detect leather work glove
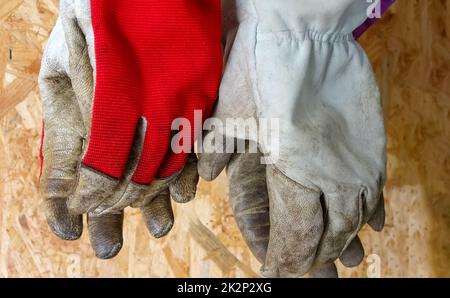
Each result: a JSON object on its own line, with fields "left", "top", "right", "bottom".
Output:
{"left": 198, "top": 0, "right": 387, "bottom": 277}
{"left": 39, "top": 0, "right": 221, "bottom": 258}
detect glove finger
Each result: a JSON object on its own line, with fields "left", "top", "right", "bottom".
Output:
{"left": 88, "top": 118, "right": 149, "bottom": 214}
{"left": 68, "top": 116, "right": 152, "bottom": 215}
{"left": 169, "top": 154, "right": 199, "bottom": 203}
{"left": 43, "top": 197, "right": 83, "bottom": 240}
{"left": 309, "top": 263, "right": 338, "bottom": 278}
{"left": 72, "top": 120, "right": 168, "bottom": 215}
{"left": 262, "top": 165, "right": 323, "bottom": 278}
{"left": 90, "top": 119, "right": 183, "bottom": 215}
{"left": 227, "top": 151, "right": 270, "bottom": 264}
{"left": 131, "top": 119, "right": 180, "bottom": 185}
{"left": 71, "top": 125, "right": 157, "bottom": 216}
{"left": 67, "top": 165, "right": 120, "bottom": 214}
{"left": 197, "top": 131, "right": 234, "bottom": 181}
{"left": 87, "top": 211, "right": 124, "bottom": 259}
{"left": 198, "top": 152, "right": 233, "bottom": 181}
{"left": 40, "top": 134, "right": 83, "bottom": 240}
{"left": 314, "top": 189, "right": 365, "bottom": 267}
{"left": 39, "top": 19, "right": 85, "bottom": 240}
{"left": 308, "top": 236, "right": 364, "bottom": 277}
{"left": 339, "top": 235, "right": 365, "bottom": 268}
{"left": 140, "top": 190, "right": 174, "bottom": 238}
{"left": 98, "top": 175, "right": 177, "bottom": 216}
{"left": 309, "top": 236, "right": 365, "bottom": 277}
{"left": 368, "top": 192, "right": 385, "bottom": 232}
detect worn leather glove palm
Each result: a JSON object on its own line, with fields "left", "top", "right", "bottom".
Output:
{"left": 199, "top": 143, "right": 372, "bottom": 278}
{"left": 39, "top": 0, "right": 220, "bottom": 258}
{"left": 198, "top": 0, "right": 387, "bottom": 277}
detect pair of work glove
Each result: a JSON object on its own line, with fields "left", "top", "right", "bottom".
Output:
{"left": 39, "top": 0, "right": 392, "bottom": 277}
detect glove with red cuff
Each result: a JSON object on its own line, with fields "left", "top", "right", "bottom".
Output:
{"left": 39, "top": 0, "right": 222, "bottom": 258}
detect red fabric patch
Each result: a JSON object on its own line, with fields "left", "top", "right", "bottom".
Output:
{"left": 39, "top": 121, "right": 44, "bottom": 178}
{"left": 84, "top": 0, "right": 222, "bottom": 185}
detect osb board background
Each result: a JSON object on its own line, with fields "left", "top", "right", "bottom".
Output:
{"left": 0, "top": 0, "right": 449, "bottom": 278}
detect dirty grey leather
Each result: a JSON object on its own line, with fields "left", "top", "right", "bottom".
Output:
{"left": 39, "top": 0, "right": 198, "bottom": 259}
{"left": 197, "top": 0, "right": 386, "bottom": 277}
{"left": 199, "top": 142, "right": 370, "bottom": 278}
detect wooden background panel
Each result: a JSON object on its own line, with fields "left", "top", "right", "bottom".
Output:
{"left": 0, "top": 0, "right": 449, "bottom": 277}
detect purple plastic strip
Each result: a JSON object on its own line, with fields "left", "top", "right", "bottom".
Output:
{"left": 353, "top": 0, "right": 396, "bottom": 39}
